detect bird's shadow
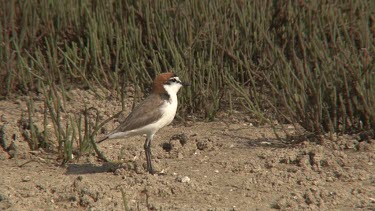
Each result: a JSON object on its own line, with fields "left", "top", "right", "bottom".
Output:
{"left": 65, "top": 162, "right": 121, "bottom": 175}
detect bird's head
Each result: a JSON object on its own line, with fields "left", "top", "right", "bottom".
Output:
{"left": 152, "top": 72, "right": 189, "bottom": 95}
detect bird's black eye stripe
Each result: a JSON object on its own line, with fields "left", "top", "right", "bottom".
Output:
{"left": 165, "top": 77, "right": 181, "bottom": 85}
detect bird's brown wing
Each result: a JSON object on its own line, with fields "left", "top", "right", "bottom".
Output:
{"left": 108, "top": 94, "right": 165, "bottom": 135}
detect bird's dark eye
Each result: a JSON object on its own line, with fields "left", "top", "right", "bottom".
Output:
{"left": 170, "top": 78, "right": 177, "bottom": 82}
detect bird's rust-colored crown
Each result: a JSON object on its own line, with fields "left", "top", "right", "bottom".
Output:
{"left": 152, "top": 72, "right": 176, "bottom": 94}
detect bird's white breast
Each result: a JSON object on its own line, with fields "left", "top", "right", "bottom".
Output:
{"left": 158, "top": 93, "right": 178, "bottom": 126}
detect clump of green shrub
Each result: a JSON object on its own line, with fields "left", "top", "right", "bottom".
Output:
{"left": 0, "top": 0, "right": 373, "bottom": 158}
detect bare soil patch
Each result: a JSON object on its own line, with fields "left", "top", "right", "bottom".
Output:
{"left": 1, "top": 89, "right": 375, "bottom": 210}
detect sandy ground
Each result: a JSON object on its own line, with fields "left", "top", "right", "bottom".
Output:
{"left": 1, "top": 88, "right": 375, "bottom": 211}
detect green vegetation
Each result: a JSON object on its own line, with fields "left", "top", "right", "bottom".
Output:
{"left": 1, "top": 0, "right": 374, "bottom": 160}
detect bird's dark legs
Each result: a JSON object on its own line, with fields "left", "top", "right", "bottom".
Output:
{"left": 144, "top": 137, "right": 154, "bottom": 174}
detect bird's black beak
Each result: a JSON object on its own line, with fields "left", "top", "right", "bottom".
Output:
{"left": 182, "top": 82, "right": 190, "bottom": 86}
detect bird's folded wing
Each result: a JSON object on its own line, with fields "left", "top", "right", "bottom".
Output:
{"left": 110, "top": 94, "right": 164, "bottom": 134}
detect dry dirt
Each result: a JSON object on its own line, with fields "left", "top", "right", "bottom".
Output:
{"left": 1, "top": 88, "right": 375, "bottom": 211}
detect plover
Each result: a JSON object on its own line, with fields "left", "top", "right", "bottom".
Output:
{"left": 98, "top": 72, "right": 188, "bottom": 174}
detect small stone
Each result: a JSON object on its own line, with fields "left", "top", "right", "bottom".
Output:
{"left": 22, "top": 176, "right": 31, "bottom": 182}
{"left": 178, "top": 176, "right": 190, "bottom": 183}
{"left": 326, "top": 177, "right": 334, "bottom": 182}
{"left": 177, "top": 152, "right": 184, "bottom": 159}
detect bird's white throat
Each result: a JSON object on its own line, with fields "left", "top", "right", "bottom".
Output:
{"left": 163, "top": 77, "right": 183, "bottom": 95}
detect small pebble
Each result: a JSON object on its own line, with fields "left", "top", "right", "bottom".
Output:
{"left": 326, "top": 177, "right": 334, "bottom": 182}
{"left": 179, "top": 176, "right": 190, "bottom": 183}
{"left": 22, "top": 176, "right": 31, "bottom": 182}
